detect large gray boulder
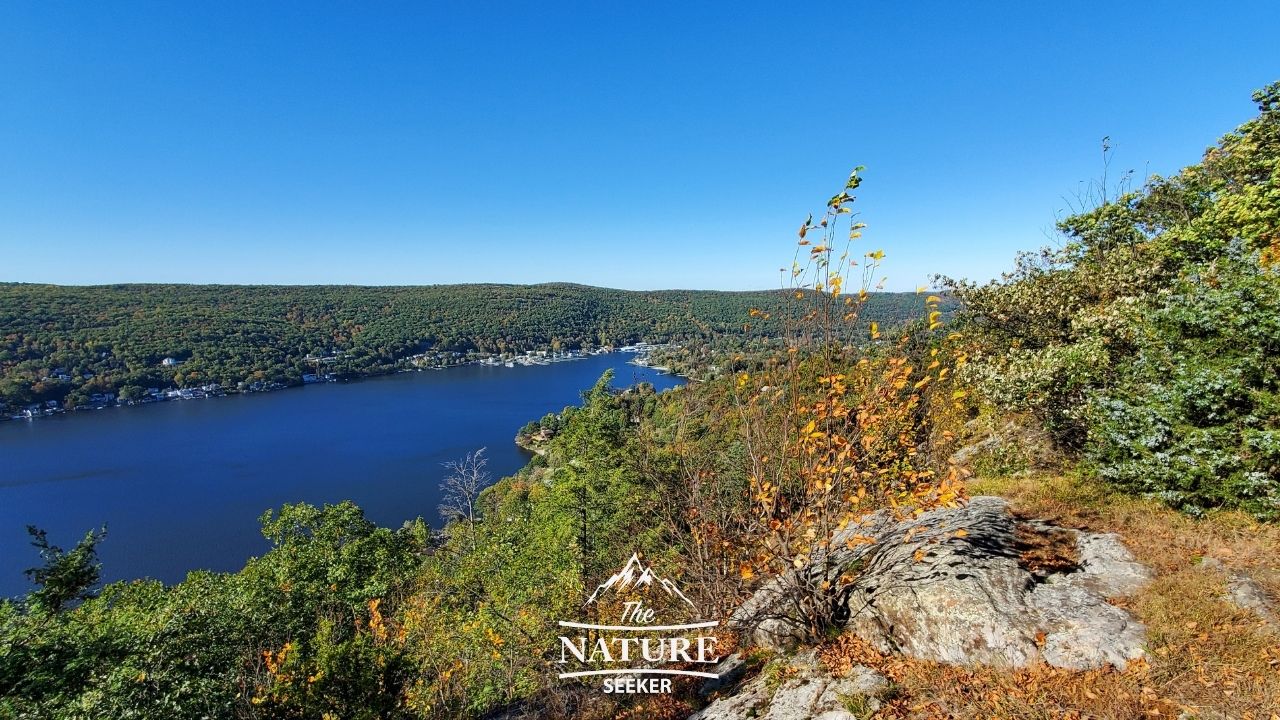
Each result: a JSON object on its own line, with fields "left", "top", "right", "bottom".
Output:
{"left": 732, "top": 496, "right": 1152, "bottom": 671}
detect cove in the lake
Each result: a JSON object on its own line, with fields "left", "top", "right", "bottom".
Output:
{"left": 0, "top": 354, "right": 683, "bottom": 598}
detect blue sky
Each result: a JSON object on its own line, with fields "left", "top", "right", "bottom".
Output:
{"left": 1, "top": 2, "right": 1277, "bottom": 291}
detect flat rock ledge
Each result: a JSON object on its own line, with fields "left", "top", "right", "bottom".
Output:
{"left": 1200, "top": 557, "right": 1277, "bottom": 624}
{"left": 732, "top": 496, "right": 1154, "bottom": 672}
{"left": 691, "top": 650, "right": 889, "bottom": 720}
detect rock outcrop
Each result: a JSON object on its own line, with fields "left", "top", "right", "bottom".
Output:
{"left": 691, "top": 650, "right": 888, "bottom": 720}
{"left": 732, "top": 496, "right": 1153, "bottom": 671}
{"left": 1201, "top": 557, "right": 1277, "bottom": 624}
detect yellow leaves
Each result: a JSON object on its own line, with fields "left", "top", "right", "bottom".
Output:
{"left": 951, "top": 390, "right": 968, "bottom": 400}
{"left": 740, "top": 563, "right": 754, "bottom": 580}
{"left": 953, "top": 529, "right": 968, "bottom": 538}
{"left": 368, "top": 597, "right": 389, "bottom": 643}
{"left": 867, "top": 249, "right": 886, "bottom": 261}
{"left": 870, "top": 321, "right": 880, "bottom": 340}
{"left": 486, "top": 627, "right": 505, "bottom": 648}
{"left": 800, "top": 419, "right": 825, "bottom": 441}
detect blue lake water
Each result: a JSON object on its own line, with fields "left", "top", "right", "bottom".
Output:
{"left": 0, "top": 354, "right": 683, "bottom": 598}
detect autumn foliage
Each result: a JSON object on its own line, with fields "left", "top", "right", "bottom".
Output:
{"left": 707, "top": 169, "right": 970, "bottom": 637}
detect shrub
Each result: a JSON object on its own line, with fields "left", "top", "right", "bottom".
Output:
{"left": 943, "top": 81, "right": 1280, "bottom": 517}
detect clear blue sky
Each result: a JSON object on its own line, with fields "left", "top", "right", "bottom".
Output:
{"left": 2, "top": 2, "right": 1277, "bottom": 291}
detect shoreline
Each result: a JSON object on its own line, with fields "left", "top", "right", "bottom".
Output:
{"left": 3, "top": 344, "right": 677, "bottom": 426}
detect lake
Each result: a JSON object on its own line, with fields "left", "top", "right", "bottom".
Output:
{"left": 0, "top": 354, "right": 683, "bottom": 598}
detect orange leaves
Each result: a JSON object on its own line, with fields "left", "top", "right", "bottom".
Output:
{"left": 367, "top": 598, "right": 388, "bottom": 642}
{"left": 845, "top": 534, "right": 877, "bottom": 550}
{"left": 263, "top": 642, "right": 293, "bottom": 676}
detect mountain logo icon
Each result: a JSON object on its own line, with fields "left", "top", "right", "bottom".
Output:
{"left": 585, "top": 552, "right": 698, "bottom": 612}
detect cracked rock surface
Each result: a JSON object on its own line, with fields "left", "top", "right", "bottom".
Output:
{"left": 691, "top": 650, "right": 888, "bottom": 720}
{"left": 732, "top": 496, "right": 1152, "bottom": 671}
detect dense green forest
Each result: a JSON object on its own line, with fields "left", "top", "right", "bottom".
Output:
{"left": 0, "top": 282, "right": 934, "bottom": 411}
{"left": 1, "top": 83, "right": 1277, "bottom": 719}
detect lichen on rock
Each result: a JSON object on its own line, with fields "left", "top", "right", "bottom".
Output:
{"left": 732, "top": 496, "right": 1152, "bottom": 671}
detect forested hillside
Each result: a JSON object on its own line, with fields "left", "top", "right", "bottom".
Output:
{"left": 0, "top": 282, "right": 933, "bottom": 411}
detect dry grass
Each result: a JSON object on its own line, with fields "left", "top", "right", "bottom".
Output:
{"left": 812, "top": 473, "right": 1280, "bottom": 719}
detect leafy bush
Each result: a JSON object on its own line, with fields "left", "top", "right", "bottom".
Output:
{"left": 945, "top": 81, "right": 1280, "bottom": 517}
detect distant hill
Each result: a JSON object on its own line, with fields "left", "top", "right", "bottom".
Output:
{"left": 0, "top": 282, "right": 939, "bottom": 409}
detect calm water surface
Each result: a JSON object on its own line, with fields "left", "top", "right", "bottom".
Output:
{"left": 0, "top": 354, "right": 682, "bottom": 597}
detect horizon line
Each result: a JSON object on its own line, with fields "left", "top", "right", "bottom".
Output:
{"left": 0, "top": 279, "right": 940, "bottom": 294}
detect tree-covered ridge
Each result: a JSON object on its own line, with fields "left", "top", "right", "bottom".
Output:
{"left": 0, "top": 281, "right": 933, "bottom": 411}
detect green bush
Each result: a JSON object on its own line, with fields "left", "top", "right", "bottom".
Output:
{"left": 946, "top": 81, "right": 1280, "bottom": 517}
